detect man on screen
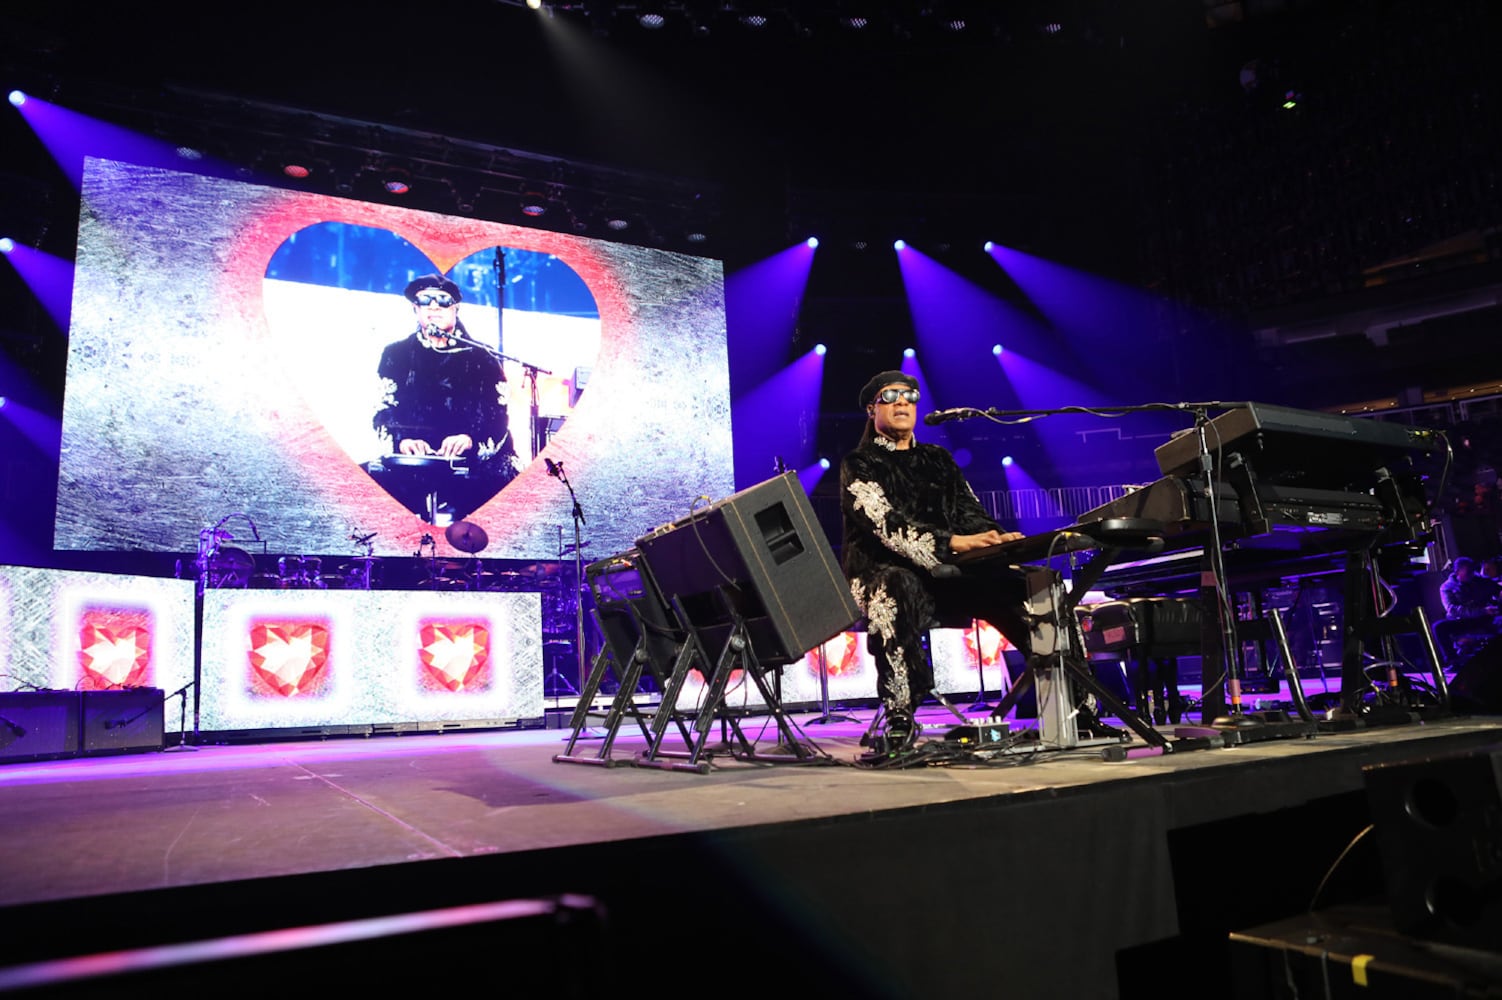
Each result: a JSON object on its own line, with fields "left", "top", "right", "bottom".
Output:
{"left": 370, "top": 274, "right": 520, "bottom": 522}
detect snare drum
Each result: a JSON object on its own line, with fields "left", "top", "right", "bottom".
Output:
{"left": 206, "top": 547, "right": 254, "bottom": 588}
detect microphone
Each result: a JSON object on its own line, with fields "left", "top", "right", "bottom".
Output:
{"left": 924, "top": 408, "right": 973, "bottom": 426}
{"left": 246, "top": 517, "right": 261, "bottom": 542}
{"left": 544, "top": 458, "right": 562, "bottom": 478}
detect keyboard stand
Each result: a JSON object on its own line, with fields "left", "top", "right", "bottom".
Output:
{"left": 982, "top": 541, "right": 1173, "bottom": 753}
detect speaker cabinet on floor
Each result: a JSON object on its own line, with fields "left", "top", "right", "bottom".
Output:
{"left": 1364, "top": 743, "right": 1502, "bottom": 949}
{"left": 81, "top": 689, "right": 164, "bottom": 755}
{"left": 636, "top": 472, "right": 859, "bottom": 667}
{"left": 0, "top": 691, "right": 80, "bottom": 763}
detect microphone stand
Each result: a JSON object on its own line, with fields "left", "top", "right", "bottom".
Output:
{"left": 444, "top": 329, "right": 552, "bottom": 464}
{"left": 548, "top": 461, "right": 594, "bottom": 729}
{"left": 922, "top": 400, "right": 1250, "bottom": 426}
{"left": 161, "top": 681, "right": 198, "bottom": 752}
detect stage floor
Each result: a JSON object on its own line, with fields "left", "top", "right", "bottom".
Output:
{"left": 3, "top": 702, "right": 1500, "bottom": 909}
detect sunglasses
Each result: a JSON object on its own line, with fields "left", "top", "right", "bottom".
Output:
{"left": 414, "top": 291, "right": 456, "bottom": 308}
{"left": 874, "top": 388, "right": 920, "bottom": 404}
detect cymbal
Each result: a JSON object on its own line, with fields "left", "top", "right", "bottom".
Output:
{"left": 446, "top": 520, "right": 489, "bottom": 553}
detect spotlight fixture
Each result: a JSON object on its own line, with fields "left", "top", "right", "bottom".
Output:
{"left": 903, "top": 348, "right": 915, "bottom": 358}
{"left": 814, "top": 343, "right": 827, "bottom": 356}
{"left": 1002, "top": 455, "right": 1014, "bottom": 467}
{"left": 685, "top": 230, "right": 708, "bottom": 243}
{"left": 739, "top": 13, "right": 768, "bottom": 28}
{"left": 638, "top": 11, "right": 666, "bottom": 28}
{"left": 839, "top": 16, "right": 869, "bottom": 29}
{"left": 819, "top": 458, "right": 830, "bottom": 470}
{"left": 7, "top": 90, "right": 24, "bottom": 107}
{"left": 806, "top": 236, "right": 819, "bottom": 249}
{"left": 526, "top": 0, "right": 542, "bottom": 8}
{"left": 0, "top": 237, "right": 14, "bottom": 254}
{"left": 992, "top": 344, "right": 1004, "bottom": 356}
{"left": 520, "top": 191, "right": 549, "bottom": 216}
{"left": 605, "top": 217, "right": 630, "bottom": 231}
{"left": 175, "top": 146, "right": 204, "bottom": 161}
{"left": 893, "top": 239, "right": 907, "bottom": 250}
{"left": 983, "top": 240, "right": 995, "bottom": 251}
{"left": 382, "top": 169, "right": 412, "bottom": 195}
{"left": 283, "top": 163, "right": 311, "bottom": 179}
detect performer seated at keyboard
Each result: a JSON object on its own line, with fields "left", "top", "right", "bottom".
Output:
{"left": 839, "top": 370, "right": 1122, "bottom": 754}
{"left": 1435, "top": 555, "right": 1502, "bottom": 663}
{"left": 370, "top": 274, "right": 521, "bottom": 521}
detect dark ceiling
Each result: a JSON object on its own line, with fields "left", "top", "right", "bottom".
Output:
{"left": 0, "top": 1, "right": 1301, "bottom": 270}
{"left": 2, "top": 0, "right": 1499, "bottom": 411}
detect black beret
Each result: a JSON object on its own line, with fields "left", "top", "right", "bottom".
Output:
{"left": 404, "top": 273, "right": 462, "bottom": 303}
{"left": 859, "top": 370, "right": 919, "bottom": 408}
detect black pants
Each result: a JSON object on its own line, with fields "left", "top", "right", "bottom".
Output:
{"left": 860, "top": 564, "right": 1030, "bottom": 715}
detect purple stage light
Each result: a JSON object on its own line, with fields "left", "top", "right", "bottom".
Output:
{"left": 1001, "top": 455, "right": 1013, "bottom": 467}
{"left": 0, "top": 238, "right": 13, "bottom": 255}
{"left": 7, "top": 90, "right": 24, "bottom": 107}
{"left": 806, "top": 237, "right": 819, "bottom": 249}
{"left": 734, "top": 349, "right": 825, "bottom": 488}
{"left": 726, "top": 240, "right": 819, "bottom": 389}
{"left": 903, "top": 347, "right": 915, "bottom": 358}
{"left": 16, "top": 95, "right": 223, "bottom": 189}
{"left": 814, "top": 343, "right": 826, "bottom": 355}
{"left": 0, "top": 397, "right": 7, "bottom": 409}
{"left": 983, "top": 241, "right": 995, "bottom": 252}
{"left": 1, "top": 242, "right": 74, "bottom": 333}
{"left": 894, "top": 239, "right": 907, "bottom": 251}
{"left": 819, "top": 457, "right": 830, "bottom": 470}
{"left": 992, "top": 344, "right": 1003, "bottom": 356}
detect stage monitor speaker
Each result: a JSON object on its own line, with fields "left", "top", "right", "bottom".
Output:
{"left": 81, "top": 689, "right": 164, "bottom": 755}
{"left": 1364, "top": 743, "right": 1502, "bottom": 949}
{"left": 586, "top": 550, "right": 682, "bottom": 683}
{"left": 1448, "top": 638, "right": 1502, "bottom": 714}
{"left": 635, "top": 472, "right": 859, "bottom": 667}
{"left": 0, "top": 691, "right": 80, "bottom": 763}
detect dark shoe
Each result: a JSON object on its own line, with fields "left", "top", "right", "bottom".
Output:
{"left": 1077, "top": 703, "right": 1128, "bottom": 740}
{"left": 886, "top": 710, "right": 919, "bottom": 752}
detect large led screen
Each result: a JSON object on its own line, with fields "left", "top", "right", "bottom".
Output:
{"left": 0, "top": 565, "right": 196, "bottom": 717}
{"left": 199, "top": 589, "right": 542, "bottom": 733}
{"left": 58, "top": 158, "right": 734, "bottom": 559}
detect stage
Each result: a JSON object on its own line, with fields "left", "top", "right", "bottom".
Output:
{"left": 2, "top": 705, "right": 1500, "bottom": 997}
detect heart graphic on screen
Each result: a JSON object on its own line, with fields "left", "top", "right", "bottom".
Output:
{"left": 417, "top": 620, "right": 492, "bottom": 693}
{"left": 248, "top": 620, "right": 331, "bottom": 698}
{"left": 77, "top": 617, "right": 153, "bottom": 690}
{"left": 262, "top": 223, "right": 601, "bottom": 527}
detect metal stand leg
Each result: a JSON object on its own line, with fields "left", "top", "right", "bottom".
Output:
{"left": 968, "top": 619, "right": 992, "bottom": 712}
{"left": 808, "top": 640, "right": 858, "bottom": 725}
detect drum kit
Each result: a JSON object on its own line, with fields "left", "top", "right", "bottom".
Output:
{"left": 191, "top": 515, "right": 572, "bottom": 607}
